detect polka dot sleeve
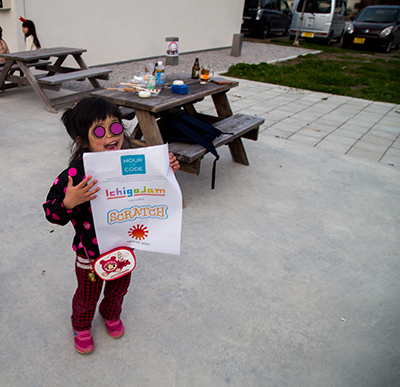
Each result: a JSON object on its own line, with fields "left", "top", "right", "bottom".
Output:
{"left": 43, "top": 160, "right": 85, "bottom": 226}
{"left": 43, "top": 158, "right": 100, "bottom": 258}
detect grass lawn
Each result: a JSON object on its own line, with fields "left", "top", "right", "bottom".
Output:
{"left": 223, "top": 39, "right": 400, "bottom": 104}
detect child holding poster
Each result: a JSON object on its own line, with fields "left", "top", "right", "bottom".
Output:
{"left": 43, "top": 97, "right": 179, "bottom": 354}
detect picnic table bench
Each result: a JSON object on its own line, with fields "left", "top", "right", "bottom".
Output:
{"left": 37, "top": 68, "right": 112, "bottom": 90}
{"left": 10, "top": 60, "right": 52, "bottom": 72}
{"left": 0, "top": 47, "right": 111, "bottom": 113}
{"left": 167, "top": 113, "right": 262, "bottom": 175}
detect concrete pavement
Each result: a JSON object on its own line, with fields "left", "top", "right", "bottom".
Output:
{"left": 199, "top": 78, "right": 400, "bottom": 166}
{"left": 1, "top": 66, "right": 400, "bottom": 386}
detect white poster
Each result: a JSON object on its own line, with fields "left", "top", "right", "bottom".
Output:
{"left": 83, "top": 144, "right": 182, "bottom": 255}
{"left": 166, "top": 40, "right": 179, "bottom": 56}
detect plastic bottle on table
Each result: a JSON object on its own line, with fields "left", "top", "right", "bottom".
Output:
{"left": 147, "top": 75, "right": 156, "bottom": 91}
{"left": 155, "top": 61, "right": 165, "bottom": 91}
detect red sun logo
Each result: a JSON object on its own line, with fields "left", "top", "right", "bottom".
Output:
{"left": 128, "top": 225, "right": 149, "bottom": 240}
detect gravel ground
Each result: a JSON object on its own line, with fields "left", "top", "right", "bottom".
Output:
{"left": 61, "top": 41, "right": 318, "bottom": 92}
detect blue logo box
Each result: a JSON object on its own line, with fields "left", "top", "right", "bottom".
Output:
{"left": 121, "top": 155, "right": 146, "bottom": 175}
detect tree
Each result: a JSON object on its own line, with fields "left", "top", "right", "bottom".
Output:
{"left": 293, "top": 0, "right": 308, "bottom": 46}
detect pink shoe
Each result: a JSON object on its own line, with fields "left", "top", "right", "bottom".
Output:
{"left": 104, "top": 319, "right": 124, "bottom": 339}
{"left": 73, "top": 329, "right": 94, "bottom": 354}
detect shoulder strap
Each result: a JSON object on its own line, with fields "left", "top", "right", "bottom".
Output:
{"left": 166, "top": 112, "right": 220, "bottom": 189}
{"left": 172, "top": 120, "right": 220, "bottom": 159}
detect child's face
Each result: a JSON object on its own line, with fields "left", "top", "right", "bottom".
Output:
{"left": 105, "top": 263, "right": 117, "bottom": 272}
{"left": 87, "top": 116, "right": 124, "bottom": 153}
{"left": 22, "top": 26, "right": 29, "bottom": 35}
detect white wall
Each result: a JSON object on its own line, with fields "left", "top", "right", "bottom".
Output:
{"left": 0, "top": 0, "right": 245, "bottom": 66}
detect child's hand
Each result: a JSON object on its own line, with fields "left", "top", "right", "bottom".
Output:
{"left": 63, "top": 175, "right": 100, "bottom": 210}
{"left": 169, "top": 152, "right": 180, "bottom": 173}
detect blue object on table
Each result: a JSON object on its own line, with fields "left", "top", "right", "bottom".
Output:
{"left": 171, "top": 84, "right": 189, "bottom": 94}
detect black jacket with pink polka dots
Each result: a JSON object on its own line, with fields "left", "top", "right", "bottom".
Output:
{"left": 43, "top": 157, "right": 100, "bottom": 259}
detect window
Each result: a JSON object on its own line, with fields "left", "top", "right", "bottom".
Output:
{"left": 245, "top": 0, "right": 261, "bottom": 8}
{"left": 296, "top": 0, "right": 332, "bottom": 14}
{"left": 262, "top": 0, "right": 272, "bottom": 10}
{"left": 271, "top": 0, "right": 279, "bottom": 10}
{"left": 280, "top": 0, "right": 289, "bottom": 12}
{"left": 335, "top": 1, "right": 344, "bottom": 15}
{"left": 357, "top": 8, "right": 399, "bottom": 23}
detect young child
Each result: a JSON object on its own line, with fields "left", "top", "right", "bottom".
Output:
{"left": 19, "top": 17, "right": 41, "bottom": 50}
{"left": 43, "top": 97, "right": 180, "bottom": 354}
{"left": 0, "top": 27, "right": 10, "bottom": 66}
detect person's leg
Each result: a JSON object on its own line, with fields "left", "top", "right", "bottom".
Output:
{"left": 99, "top": 272, "right": 131, "bottom": 321}
{"left": 99, "top": 273, "right": 131, "bottom": 338}
{"left": 71, "top": 255, "right": 103, "bottom": 331}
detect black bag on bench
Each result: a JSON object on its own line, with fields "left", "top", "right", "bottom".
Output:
{"left": 163, "top": 110, "right": 223, "bottom": 189}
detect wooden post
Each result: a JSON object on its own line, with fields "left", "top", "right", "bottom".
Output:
{"left": 16, "top": 60, "right": 57, "bottom": 113}
{"left": 134, "top": 109, "right": 165, "bottom": 146}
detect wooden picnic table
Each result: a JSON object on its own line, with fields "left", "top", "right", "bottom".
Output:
{"left": 0, "top": 47, "right": 111, "bottom": 113}
{"left": 91, "top": 73, "right": 264, "bottom": 176}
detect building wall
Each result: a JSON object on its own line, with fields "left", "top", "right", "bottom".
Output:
{"left": 0, "top": 0, "right": 245, "bottom": 66}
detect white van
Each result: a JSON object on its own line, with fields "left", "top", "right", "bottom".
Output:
{"left": 289, "top": 0, "right": 348, "bottom": 45}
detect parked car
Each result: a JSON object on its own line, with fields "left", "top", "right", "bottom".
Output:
{"left": 289, "top": 0, "right": 348, "bottom": 45}
{"left": 342, "top": 5, "right": 400, "bottom": 53}
{"left": 241, "top": 0, "right": 292, "bottom": 39}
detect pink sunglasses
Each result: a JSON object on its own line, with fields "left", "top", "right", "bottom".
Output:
{"left": 93, "top": 122, "right": 124, "bottom": 138}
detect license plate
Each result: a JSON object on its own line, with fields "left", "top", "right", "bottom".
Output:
{"left": 302, "top": 32, "right": 314, "bottom": 38}
{"left": 353, "top": 37, "right": 365, "bottom": 44}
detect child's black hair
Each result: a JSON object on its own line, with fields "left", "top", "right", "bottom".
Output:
{"left": 62, "top": 97, "right": 128, "bottom": 163}
{"left": 22, "top": 20, "right": 41, "bottom": 49}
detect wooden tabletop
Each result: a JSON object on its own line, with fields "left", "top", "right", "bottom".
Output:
{"left": 90, "top": 73, "right": 239, "bottom": 114}
{"left": 0, "top": 47, "right": 87, "bottom": 61}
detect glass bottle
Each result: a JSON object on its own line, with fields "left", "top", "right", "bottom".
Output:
{"left": 192, "top": 58, "right": 200, "bottom": 79}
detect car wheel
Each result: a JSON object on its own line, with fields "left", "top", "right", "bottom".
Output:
{"left": 342, "top": 37, "right": 350, "bottom": 49}
{"left": 283, "top": 25, "right": 289, "bottom": 37}
{"left": 382, "top": 38, "right": 393, "bottom": 53}
{"left": 326, "top": 31, "right": 334, "bottom": 46}
{"left": 259, "top": 22, "right": 271, "bottom": 39}
{"left": 336, "top": 30, "right": 344, "bottom": 44}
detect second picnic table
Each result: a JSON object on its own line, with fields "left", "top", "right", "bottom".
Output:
{"left": 91, "top": 74, "right": 264, "bottom": 176}
{"left": 0, "top": 47, "right": 111, "bottom": 113}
